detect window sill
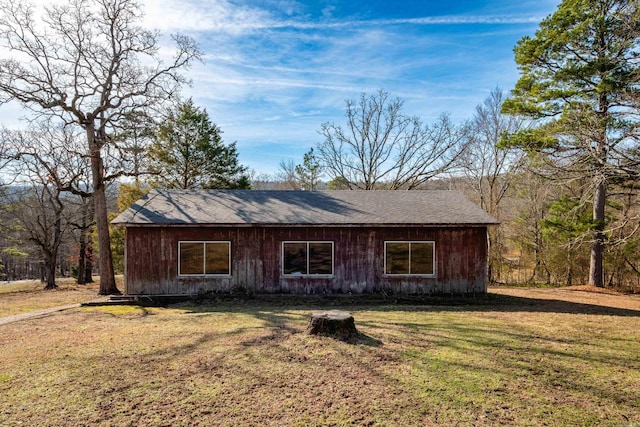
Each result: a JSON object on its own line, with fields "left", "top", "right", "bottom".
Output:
{"left": 178, "top": 275, "right": 232, "bottom": 278}
{"left": 281, "top": 275, "right": 335, "bottom": 279}
{"left": 383, "top": 274, "right": 437, "bottom": 278}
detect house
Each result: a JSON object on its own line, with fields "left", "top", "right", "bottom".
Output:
{"left": 111, "top": 190, "right": 499, "bottom": 296}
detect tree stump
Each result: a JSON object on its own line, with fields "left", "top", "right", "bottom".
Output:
{"left": 306, "top": 310, "right": 358, "bottom": 340}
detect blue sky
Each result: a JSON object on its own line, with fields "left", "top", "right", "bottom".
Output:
{"left": 4, "top": 0, "right": 562, "bottom": 176}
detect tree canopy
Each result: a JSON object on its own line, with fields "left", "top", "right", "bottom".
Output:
{"left": 317, "top": 90, "right": 468, "bottom": 190}
{"left": 148, "top": 99, "right": 250, "bottom": 190}
{"left": 295, "top": 149, "right": 323, "bottom": 191}
{"left": 0, "top": 0, "right": 201, "bottom": 294}
{"left": 501, "top": 0, "right": 640, "bottom": 287}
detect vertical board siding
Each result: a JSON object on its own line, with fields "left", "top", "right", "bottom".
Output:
{"left": 124, "top": 226, "right": 488, "bottom": 295}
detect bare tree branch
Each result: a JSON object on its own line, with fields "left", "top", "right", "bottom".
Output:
{"left": 0, "top": 0, "right": 201, "bottom": 294}
{"left": 317, "top": 90, "right": 468, "bottom": 190}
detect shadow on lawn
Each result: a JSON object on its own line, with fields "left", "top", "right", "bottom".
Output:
{"left": 481, "top": 293, "right": 640, "bottom": 317}
{"left": 166, "top": 292, "right": 640, "bottom": 318}
{"left": 171, "top": 302, "right": 384, "bottom": 346}
{"left": 124, "top": 295, "right": 640, "bottom": 424}
{"left": 157, "top": 291, "right": 639, "bottom": 357}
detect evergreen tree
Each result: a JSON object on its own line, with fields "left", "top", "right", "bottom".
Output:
{"left": 501, "top": 0, "right": 640, "bottom": 287}
{"left": 540, "top": 195, "right": 594, "bottom": 285}
{"left": 295, "top": 148, "right": 323, "bottom": 191}
{"left": 148, "top": 99, "right": 250, "bottom": 190}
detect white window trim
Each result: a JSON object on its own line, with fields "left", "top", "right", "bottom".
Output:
{"left": 178, "top": 241, "right": 231, "bottom": 277}
{"left": 281, "top": 241, "right": 334, "bottom": 277}
{"left": 384, "top": 241, "right": 436, "bottom": 277}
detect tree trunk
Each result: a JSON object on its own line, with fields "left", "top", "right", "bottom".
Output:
{"left": 590, "top": 87, "right": 608, "bottom": 289}
{"left": 93, "top": 184, "right": 118, "bottom": 294}
{"left": 44, "top": 252, "right": 58, "bottom": 290}
{"left": 85, "top": 242, "right": 94, "bottom": 283}
{"left": 88, "top": 127, "right": 119, "bottom": 295}
{"left": 77, "top": 232, "right": 87, "bottom": 284}
{"left": 589, "top": 178, "right": 606, "bottom": 288}
{"left": 76, "top": 198, "right": 90, "bottom": 284}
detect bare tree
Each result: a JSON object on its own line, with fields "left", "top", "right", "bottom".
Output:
{"left": 510, "top": 160, "right": 557, "bottom": 284}
{"left": 458, "top": 89, "right": 524, "bottom": 215}
{"left": 0, "top": 135, "right": 8, "bottom": 179}
{"left": 456, "top": 88, "right": 525, "bottom": 282}
{"left": 70, "top": 195, "right": 95, "bottom": 284}
{"left": 0, "top": 132, "right": 16, "bottom": 196}
{"left": 0, "top": 0, "right": 201, "bottom": 294}
{"left": 5, "top": 153, "right": 73, "bottom": 289}
{"left": 116, "top": 111, "right": 157, "bottom": 183}
{"left": 3, "top": 125, "right": 99, "bottom": 284}
{"left": 317, "top": 90, "right": 468, "bottom": 190}
{"left": 277, "top": 159, "right": 302, "bottom": 190}
{"left": 4, "top": 116, "right": 154, "bottom": 285}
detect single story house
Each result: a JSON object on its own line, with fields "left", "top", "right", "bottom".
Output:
{"left": 111, "top": 190, "right": 499, "bottom": 296}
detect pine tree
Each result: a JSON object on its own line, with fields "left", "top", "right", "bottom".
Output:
{"left": 501, "top": 0, "right": 640, "bottom": 287}
{"left": 148, "top": 99, "right": 250, "bottom": 190}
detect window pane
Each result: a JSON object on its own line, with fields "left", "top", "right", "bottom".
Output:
{"left": 180, "top": 242, "right": 204, "bottom": 275}
{"left": 205, "top": 242, "right": 230, "bottom": 275}
{"left": 411, "top": 242, "right": 434, "bottom": 275}
{"left": 309, "top": 243, "right": 332, "bottom": 275}
{"left": 284, "top": 242, "right": 307, "bottom": 275}
{"left": 386, "top": 243, "right": 409, "bottom": 274}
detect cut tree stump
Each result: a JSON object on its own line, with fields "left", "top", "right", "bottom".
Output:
{"left": 306, "top": 310, "right": 358, "bottom": 340}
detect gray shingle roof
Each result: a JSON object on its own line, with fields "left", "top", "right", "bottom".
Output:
{"left": 111, "top": 190, "right": 499, "bottom": 226}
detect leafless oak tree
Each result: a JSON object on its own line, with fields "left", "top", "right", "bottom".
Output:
{"left": 317, "top": 90, "right": 468, "bottom": 190}
{"left": 458, "top": 89, "right": 524, "bottom": 216}
{"left": 4, "top": 141, "right": 75, "bottom": 289}
{"left": 277, "top": 159, "right": 302, "bottom": 190}
{"left": 456, "top": 88, "right": 525, "bottom": 282}
{"left": 0, "top": 0, "right": 201, "bottom": 294}
{"left": 3, "top": 124, "right": 100, "bottom": 285}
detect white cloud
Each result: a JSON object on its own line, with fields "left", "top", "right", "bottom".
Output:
{"left": 140, "top": 0, "right": 544, "bottom": 34}
{"left": 141, "top": 0, "right": 274, "bottom": 34}
{"left": 1, "top": 0, "right": 553, "bottom": 175}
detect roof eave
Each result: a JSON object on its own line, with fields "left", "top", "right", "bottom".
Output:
{"left": 111, "top": 222, "right": 499, "bottom": 228}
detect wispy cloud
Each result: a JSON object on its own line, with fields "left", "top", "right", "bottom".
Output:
{"left": 142, "top": 0, "right": 543, "bottom": 34}
{"left": 271, "top": 15, "right": 545, "bottom": 30}
{"left": 3, "top": 0, "right": 554, "bottom": 175}
{"left": 203, "top": 76, "right": 363, "bottom": 92}
{"left": 142, "top": 0, "right": 270, "bottom": 34}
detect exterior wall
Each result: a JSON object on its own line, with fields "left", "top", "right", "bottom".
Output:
{"left": 123, "top": 226, "right": 488, "bottom": 295}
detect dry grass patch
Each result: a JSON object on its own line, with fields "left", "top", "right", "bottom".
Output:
{"left": 0, "top": 290, "right": 639, "bottom": 426}
{"left": 0, "top": 278, "right": 101, "bottom": 317}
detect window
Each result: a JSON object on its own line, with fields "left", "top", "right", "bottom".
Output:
{"left": 282, "top": 241, "right": 333, "bottom": 276}
{"left": 384, "top": 241, "right": 435, "bottom": 276}
{"left": 178, "top": 241, "right": 230, "bottom": 276}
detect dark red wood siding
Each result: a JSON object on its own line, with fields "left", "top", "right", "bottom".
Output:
{"left": 123, "top": 226, "right": 488, "bottom": 295}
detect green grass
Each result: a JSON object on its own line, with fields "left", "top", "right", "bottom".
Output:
{"left": 1, "top": 288, "right": 639, "bottom": 426}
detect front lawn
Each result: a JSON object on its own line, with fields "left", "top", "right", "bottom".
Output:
{"left": 0, "top": 288, "right": 639, "bottom": 426}
{"left": 0, "top": 278, "right": 101, "bottom": 317}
